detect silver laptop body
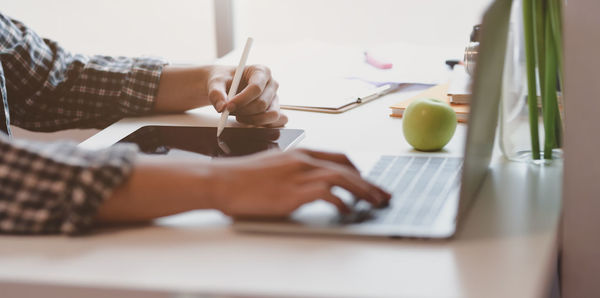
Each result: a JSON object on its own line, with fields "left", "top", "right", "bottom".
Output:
{"left": 234, "top": 0, "right": 512, "bottom": 239}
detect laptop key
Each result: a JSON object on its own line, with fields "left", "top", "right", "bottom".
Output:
{"left": 358, "top": 156, "right": 463, "bottom": 227}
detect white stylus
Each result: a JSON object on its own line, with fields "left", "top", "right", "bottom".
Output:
{"left": 216, "top": 37, "right": 254, "bottom": 137}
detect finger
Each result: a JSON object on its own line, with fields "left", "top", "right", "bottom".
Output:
{"left": 287, "top": 150, "right": 390, "bottom": 204}
{"left": 234, "top": 79, "right": 278, "bottom": 116}
{"left": 299, "top": 167, "right": 387, "bottom": 207}
{"left": 227, "top": 65, "right": 271, "bottom": 112}
{"left": 322, "top": 193, "right": 352, "bottom": 214}
{"left": 264, "top": 97, "right": 288, "bottom": 128}
{"left": 235, "top": 103, "right": 282, "bottom": 126}
{"left": 294, "top": 183, "right": 351, "bottom": 214}
{"left": 265, "top": 112, "right": 288, "bottom": 128}
{"left": 296, "top": 149, "right": 359, "bottom": 173}
{"left": 207, "top": 77, "right": 230, "bottom": 112}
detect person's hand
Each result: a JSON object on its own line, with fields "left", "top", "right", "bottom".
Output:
{"left": 154, "top": 65, "right": 288, "bottom": 127}
{"left": 207, "top": 65, "right": 288, "bottom": 127}
{"left": 208, "top": 149, "right": 391, "bottom": 218}
{"left": 95, "top": 148, "right": 390, "bottom": 225}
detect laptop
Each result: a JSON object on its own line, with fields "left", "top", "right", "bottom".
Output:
{"left": 233, "top": 0, "right": 511, "bottom": 239}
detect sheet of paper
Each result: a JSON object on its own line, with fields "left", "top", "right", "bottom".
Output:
{"left": 217, "top": 40, "right": 461, "bottom": 108}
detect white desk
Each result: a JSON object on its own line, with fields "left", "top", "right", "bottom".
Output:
{"left": 0, "top": 85, "right": 561, "bottom": 298}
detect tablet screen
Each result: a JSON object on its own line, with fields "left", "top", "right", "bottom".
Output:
{"left": 116, "top": 126, "right": 304, "bottom": 158}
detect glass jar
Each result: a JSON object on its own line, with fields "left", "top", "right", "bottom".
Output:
{"left": 498, "top": 0, "right": 561, "bottom": 163}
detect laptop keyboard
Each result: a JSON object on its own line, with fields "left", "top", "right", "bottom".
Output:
{"left": 345, "top": 156, "right": 463, "bottom": 227}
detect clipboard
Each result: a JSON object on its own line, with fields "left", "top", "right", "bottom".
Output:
{"left": 281, "top": 83, "right": 399, "bottom": 114}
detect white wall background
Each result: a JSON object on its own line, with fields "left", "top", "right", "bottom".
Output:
{"left": 0, "top": 0, "right": 216, "bottom": 63}
{"left": 234, "top": 0, "right": 493, "bottom": 49}
{"left": 0, "top": 0, "right": 495, "bottom": 67}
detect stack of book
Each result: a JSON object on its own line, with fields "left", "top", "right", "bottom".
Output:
{"left": 390, "top": 66, "right": 471, "bottom": 122}
{"left": 446, "top": 65, "right": 471, "bottom": 105}
{"left": 390, "top": 83, "right": 470, "bottom": 123}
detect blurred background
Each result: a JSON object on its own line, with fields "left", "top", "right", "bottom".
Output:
{"left": 0, "top": 0, "right": 493, "bottom": 141}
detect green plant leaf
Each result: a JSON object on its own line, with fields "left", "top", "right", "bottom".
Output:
{"left": 543, "top": 9, "right": 559, "bottom": 158}
{"left": 523, "top": 0, "right": 541, "bottom": 159}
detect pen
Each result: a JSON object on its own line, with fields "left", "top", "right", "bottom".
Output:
{"left": 217, "top": 37, "right": 254, "bottom": 137}
{"left": 356, "top": 83, "right": 399, "bottom": 104}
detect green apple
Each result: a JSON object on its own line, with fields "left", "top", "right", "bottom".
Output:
{"left": 402, "top": 98, "right": 457, "bottom": 151}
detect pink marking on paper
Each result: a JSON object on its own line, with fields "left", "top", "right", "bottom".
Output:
{"left": 364, "top": 51, "right": 393, "bottom": 69}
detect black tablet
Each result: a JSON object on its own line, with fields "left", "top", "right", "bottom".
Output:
{"left": 116, "top": 126, "right": 305, "bottom": 158}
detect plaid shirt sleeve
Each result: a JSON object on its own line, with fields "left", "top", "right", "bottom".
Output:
{"left": 0, "top": 135, "right": 138, "bottom": 234}
{"left": 0, "top": 13, "right": 167, "bottom": 234}
{"left": 0, "top": 14, "right": 167, "bottom": 131}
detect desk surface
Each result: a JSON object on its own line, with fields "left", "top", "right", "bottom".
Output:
{"left": 0, "top": 85, "right": 562, "bottom": 298}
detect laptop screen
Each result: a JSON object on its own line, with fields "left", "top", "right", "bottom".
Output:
{"left": 457, "top": 0, "right": 512, "bottom": 222}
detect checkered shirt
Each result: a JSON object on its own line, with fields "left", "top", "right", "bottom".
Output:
{"left": 0, "top": 12, "right": 167, "bottom": 234}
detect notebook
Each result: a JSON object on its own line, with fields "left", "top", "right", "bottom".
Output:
{"left": 447, "top": 65, "right": 472, "bottom": 104}
{"left": 278, "top": 77, "right": 370, "bottom": 111}
{"left": 281, "top": 80, "right": 399, "bottom": 114}
{"left": 389, "top": 84, "right": 469, "bottom": 122}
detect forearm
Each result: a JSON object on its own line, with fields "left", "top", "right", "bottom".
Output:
{"left": 153, "top": 65, "right": 213, "bottom": 113}
{"left": 0, "top": 135, "right": 138, "bottom": 234}
{"left": 94, "top": 155, "right": 217, "bottom": 223}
